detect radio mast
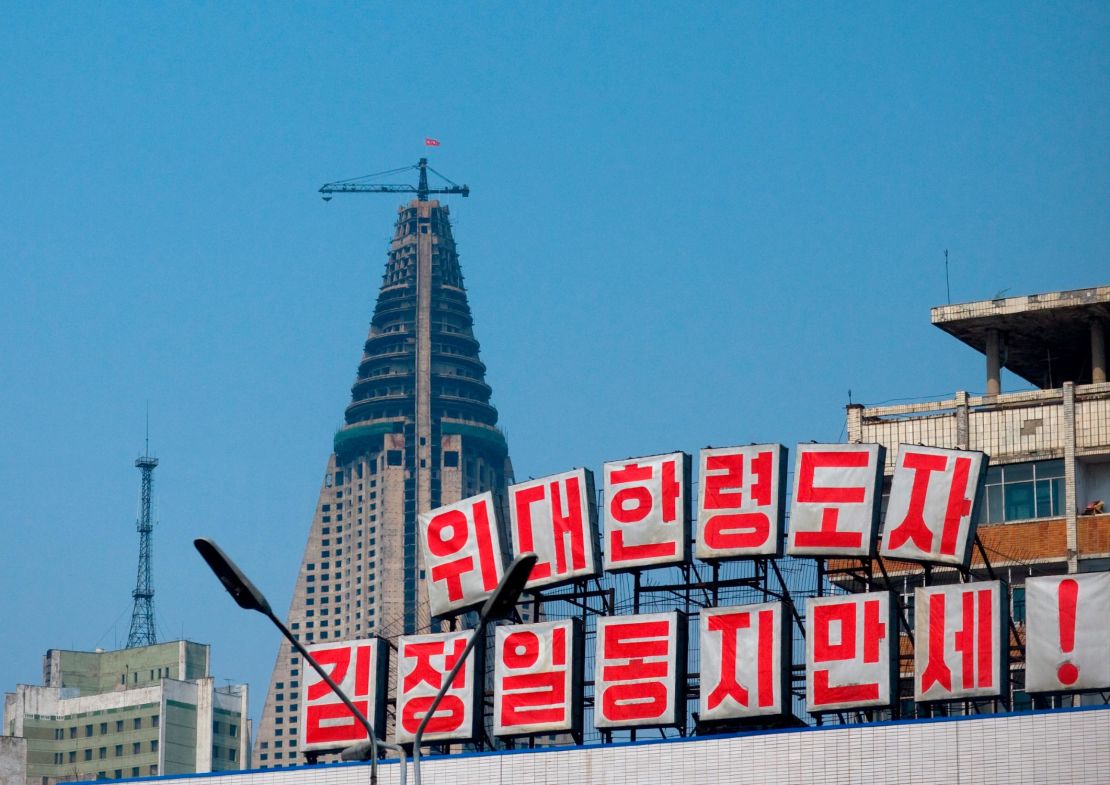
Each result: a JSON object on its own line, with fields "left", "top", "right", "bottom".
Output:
{"left": 126, "top": 423, "right": 158, "bottom": 648}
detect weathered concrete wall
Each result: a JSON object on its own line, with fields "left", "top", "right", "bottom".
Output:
{"left": 0, "top": 736, "right": 27, "bottom": 785}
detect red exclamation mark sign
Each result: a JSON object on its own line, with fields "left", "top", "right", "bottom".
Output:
{"left": 1057, "top": 578, "right": 1080, "bottom": 686}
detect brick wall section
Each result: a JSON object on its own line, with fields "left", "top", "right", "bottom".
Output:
{"left": 1076, "top": 514, "right": 1110, "bottom": 558}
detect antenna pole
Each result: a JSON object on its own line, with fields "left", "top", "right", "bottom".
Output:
{"left": 945, "top": 249, "right": 951, "bottom": 304}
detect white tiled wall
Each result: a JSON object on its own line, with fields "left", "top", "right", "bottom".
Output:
{"left": 118, "top": 706, "right": 1110, "bottom": 785}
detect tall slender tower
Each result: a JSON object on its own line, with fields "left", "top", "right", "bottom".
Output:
{"left": 252, "top": 195, "right": 512, "bottom": 768}
{"left": 127, "top": 440, "right": 159, "bottom": 648}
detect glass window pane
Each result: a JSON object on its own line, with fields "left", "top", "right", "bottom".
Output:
{"left": 1035, "top": 459, "right": 1065, "bottom": 479}
{"left": 1005, "top": 482, "right": 1035, "bottom": 521}
{"left": 1035, "top": 479, "right": 1053, "bottom": 518}
{"left": 986, "top": 484, "right": 1004, "bottom": 523}
{"left": 1004, "top": 463, "right": 1034, "bottom": 482}
{"left": 1051, "top": 478, "right": 1064, "bottom": 516}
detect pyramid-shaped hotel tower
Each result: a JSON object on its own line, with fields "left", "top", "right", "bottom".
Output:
{"left": 252, "top": 196, "right": 513, "bottom": 767}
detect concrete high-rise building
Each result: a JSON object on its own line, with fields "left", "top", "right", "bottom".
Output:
{"left": 252, "top": 198, "right": 513, "bottom": 768}
{"left": 2, "top": 641, "right": 249, "bottom": 784}
{"left": 833, "top": 285, "right": 1110, "bottom": 710}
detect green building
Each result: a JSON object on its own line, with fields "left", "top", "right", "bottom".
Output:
{"left": 2, "top": 641, "right": 248, "bottom": 784}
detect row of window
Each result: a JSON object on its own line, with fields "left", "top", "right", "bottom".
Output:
{"left": 981, "top": 460, "right": 1065, "bottom": 523}
{"left": 54, "top": 741, "right": 157, "bottom": 763}
{"left": 56, "top": 716, "right": 157, "bottom": 739}
{"left": 88, "top": 765, "right": 156, "bottom": 779}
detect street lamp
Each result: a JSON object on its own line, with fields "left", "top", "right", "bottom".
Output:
{"left": 411, "top": 551, "right": 537, "bottom": 785}
{"left": 194, "top": 538, "right": 407, "bottom": 785}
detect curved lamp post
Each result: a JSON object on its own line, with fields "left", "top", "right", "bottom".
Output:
{"left": 411, "top": 551, "right": 537, "bottom": 785}
{"left": 194, "top": 538, "right": 408, "bottom": 785}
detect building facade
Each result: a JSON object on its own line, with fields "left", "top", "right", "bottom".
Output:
{"left": 2, "top": 641, "right": 249, "bottom": 784}
{"left": 251, "top": 198, "right": 513, "bottom": 767}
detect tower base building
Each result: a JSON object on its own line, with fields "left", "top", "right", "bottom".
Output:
{"left": 2, "top": 641, "right": 249, "bottom": 784}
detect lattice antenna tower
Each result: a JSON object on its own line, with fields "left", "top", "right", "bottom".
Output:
{"left": 126, "top": 416, "right": 158, "bottom": 648}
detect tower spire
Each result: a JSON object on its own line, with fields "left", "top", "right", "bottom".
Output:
{"left": 127, "top": 428, "right": 159, "bottom": 648}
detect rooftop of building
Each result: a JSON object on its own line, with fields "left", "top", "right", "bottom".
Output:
{"left": 931, "top": 285, "right": 1110, "bottom": 388}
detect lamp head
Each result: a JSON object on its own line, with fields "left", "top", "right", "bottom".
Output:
{"left": 194, "top": 538, "right": 273, "bottom": 615}
{"left": 479, "top": 552, "right": 537, "bottom": 622}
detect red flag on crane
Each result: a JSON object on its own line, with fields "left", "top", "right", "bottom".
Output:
{"left": 425, "top": 137, "right": 441, "bottom": 147}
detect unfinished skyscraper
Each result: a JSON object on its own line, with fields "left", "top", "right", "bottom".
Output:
{"left": 252, "top": 193, "right": 513, "bottom": 767}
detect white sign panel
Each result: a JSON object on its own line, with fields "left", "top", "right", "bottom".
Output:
{"left": 914, "top": 581, "right": 1005, "bottom": 701}
{"left": 695, "top": 445, "right": 787, "bottom": 560}
{"left": 509, "top": 469, "right": 600, "bottom": 589}
{"left": 300, "top": 638, "right": 388, "bottom": 751}
{"left": 395, "top": 630, "right": 481, "bottom": 744}
{"left": 880, "top": 445, "right": 987, "bottom": 567}
{"left": 787, "top": 444, "right": 885, "bottom": 557}
{"left": 700, "top": 601, "right": 789, "bottom": 721}
{"left": 418, "top": 491, "right": 506, "bottom": 617}
{"left": 595, "top": 612, "right": 685, "bottom": 729}
{"left": 603, "top": 452, "right": 691, "bottom": 572}
{"left": 494, "top": 619, "right": 582, "bottom": 736}
{"left": 1026, "top": 572, "right": 1110, "bottom": 693}
{"left": 806, "top": 592, "right": 896, "bottom": 712}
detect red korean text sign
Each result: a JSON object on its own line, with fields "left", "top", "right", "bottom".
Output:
{"left": 594, "top": 612, "right": 685, "bottom": 729}
{"left": 700, "top": 602, "right": 789, "bottom": 721}
{"left": 300, "top": 638, "right": 389, "bottom": 751}
{"left": 696, "top": 445, "right": 787, "bottom": 560}
{"left": 880, "top": 445, "right": 987, "bottom": 567}
{"left": 787, "top": 444, "right": 885, "bottom": 557}
{"left": 806, "top": 591, "right": 896, "bottom": 712}
{"left": 418, "top": 491, "right": 505, "bottom": 617}
{"left": 1026, "top": 572, "right": 1110, "bottom": 693}
{"left": 509, "top": 469, "right": 600, "bottom": 589}
{"left": 603, "top": 452, "right": 691, "bottom": 572}
{"left": 493, "top": 619, "right": 583, "bottom": 736}
{"left": 395, "top": 630, "right": 481, "bottom": 744}
{"left": 914, "top": 581, "right": 1005, "bottom": 701}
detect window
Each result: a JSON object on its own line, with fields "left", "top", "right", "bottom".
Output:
{"left": 54, "top": 728, "right": 63, "bottom": 740}
{"left": 54, "top": 753, "right": 64, "bottom": 764}
{"left": 131, "top": 768, "right": 140, "bottom": 778}
{"left": 150, "top": 741, "right": 158, "bottom": 753}
{"left": 150, "top": 766, "right": 158, "bottom": 776}
{"left": 982, "top": 460, "right": 1065, "bottom": 523}
{"left": 1012, "top": 586, "right": 1027, "bottom": 624}
{"left": 99, "top": 722, "right": 108, "bottom": 734}
{"left": 115, "top": 720, "right": 123, "bottom": 732}
{"left": 387, "top": 450, "right": 402, "bottom": 466}
{"left": 229, "top": 724, "right": 238, "bottom": 737}
{"left": 151, "top": 715, "right": 159, "bottom": 728}
{"left": 133, "top": 718, "right": 142, "bottom": 730}
{"left": 229, "top": 749, "right": 237, "bottom": 761}
{"left": 114, "top": 745, "right": 122, "bottom": 757}
{"left": 69, "top": 727, "right": 77, "bottom": 739}
{"left": 99, "top": 747, "right": 107, "bottom": 759}
{"left": 114, "top": 770, "right": 122, "bottom": 779}
{"left": 86, "top": 724, "right": 94, "bottom": 737}
{"left": 69, "top": 752, "right": 76, "bottom": 763}
{"left": 85, "top": 750, "right": 93, "bottom": 761}
{"left": 213, "top": 721, "right": 221, "bottom": 734}
{"left": 133, "top": 743, "right": 141, "bottom": 755}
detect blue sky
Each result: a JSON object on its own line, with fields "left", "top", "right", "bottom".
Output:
{"left": 1, "top": 3, "right": 1107, "bottom": 724}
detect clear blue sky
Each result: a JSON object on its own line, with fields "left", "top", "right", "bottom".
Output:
{"left": 1, "top": 3, "right": 1107, "bottom": 725}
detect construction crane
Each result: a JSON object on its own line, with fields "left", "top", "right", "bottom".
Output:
{"left": 318, "top": 158, "right": 469, "bottom": 202}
